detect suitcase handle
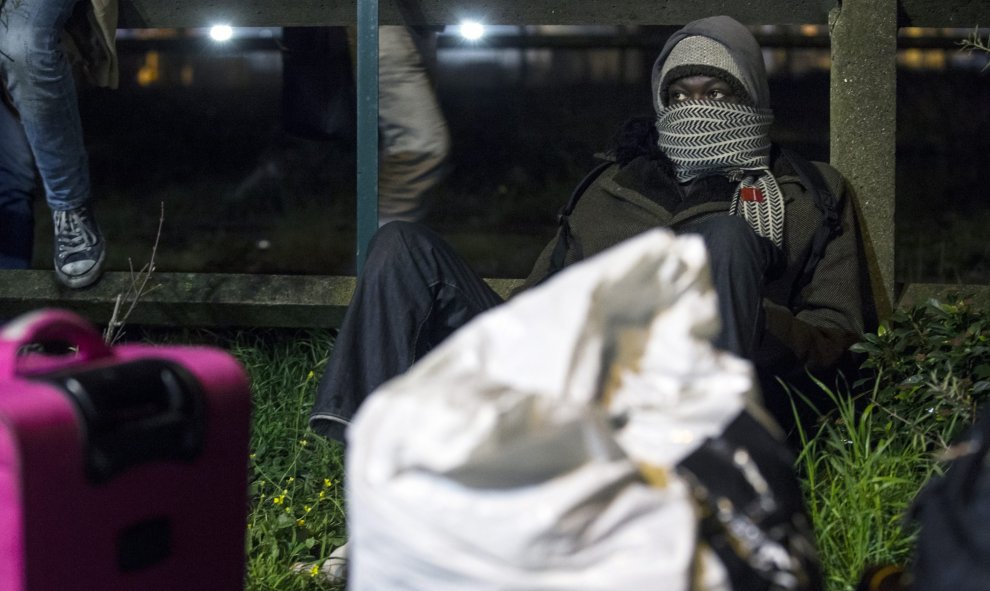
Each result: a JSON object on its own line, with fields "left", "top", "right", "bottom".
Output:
{"left": 40, "top": 359, "right": 206, "bottom": 483}
{"left": 0, "top": 309, "right": 113, "bottom": 378}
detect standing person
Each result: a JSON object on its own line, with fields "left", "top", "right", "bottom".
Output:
{"left": 0, "top": 0, "right": 114, "bottom": 287}
{"left": 310, "top": 15, "right": 869, "bottom": 443}
{"left": 281, "top": 25, "right": 450, "bottom": 225}
{"left": 375, "top": 25, "right": 450, "bottom": 225}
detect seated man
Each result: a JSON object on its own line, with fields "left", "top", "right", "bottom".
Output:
{"left": 310, "top": 15, "right": 869, "bottom": 443}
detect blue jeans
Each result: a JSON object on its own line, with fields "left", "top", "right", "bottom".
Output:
{"left": 0, "top": 0, "right": 91, "bottom": 268}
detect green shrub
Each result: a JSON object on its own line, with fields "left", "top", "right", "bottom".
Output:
{"left": 851, "top": 295, "right": 990, "bottom": 447}
{"left": 796, "top": 295, "right": 990, "bottom": 591}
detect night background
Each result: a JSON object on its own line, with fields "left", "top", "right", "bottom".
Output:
{"left": 54, "top": 24, "right": 990, "bottom": 283}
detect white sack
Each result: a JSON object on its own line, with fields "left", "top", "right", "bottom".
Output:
{"left": 346, "top": 228, "right": 763, "bottom": 590}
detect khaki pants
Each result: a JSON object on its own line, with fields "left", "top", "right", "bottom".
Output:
{"left": 376, "top": 26, "right": 450, "bottom": 224}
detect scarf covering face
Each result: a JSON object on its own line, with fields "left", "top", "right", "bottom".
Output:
{"left": 656, "top": 100, "right": 785, "bottom": 248}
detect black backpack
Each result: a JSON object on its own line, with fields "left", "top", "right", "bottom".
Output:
{"left": 908, "top": 405, "right": 990, "bottom": 591}
{"left": 545, "top": 148, "right": 843, "bottom": 289}
{"left": 677, "top": 410, "right": 824, "bottom": 590}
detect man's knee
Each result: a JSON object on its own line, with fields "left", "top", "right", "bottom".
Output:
{"left": 369, "top": 220, "right": 423, "bottom": 251}
{"left": 686, "top": 215, "right": 761, "bottom": 261}
{"left": 364, "top": 221, "right": 440, "bottom": 272}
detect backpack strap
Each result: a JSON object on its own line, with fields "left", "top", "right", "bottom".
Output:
{"left": 780, "top": 148, "right": 844, "bottom": 287}
{"left": 545, "top": 160, "right": 615, "bottom": 279}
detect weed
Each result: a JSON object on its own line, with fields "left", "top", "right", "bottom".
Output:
{"left": 228, "top": 330, "right": 347, "bottom": 591}
{"left": 104, "top": 202, "right": 164, "bottom": 345}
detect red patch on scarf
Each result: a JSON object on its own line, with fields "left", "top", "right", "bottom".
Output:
{"left": 741, "top": 187, "right": 765, "bottom": 202}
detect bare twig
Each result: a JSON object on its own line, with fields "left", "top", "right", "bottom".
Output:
{"left": 103, "top": 202, "right": 165, "bottom": 345}
{"left": 958, "top": 26, "right": 990, "bottom": 71}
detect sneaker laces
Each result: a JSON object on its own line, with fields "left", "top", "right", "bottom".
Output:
{"left": 54, "top": 209, "right": 99, "bottom": 257}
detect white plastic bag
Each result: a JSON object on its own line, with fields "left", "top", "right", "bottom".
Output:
{"left": 347, "top": 229, "right": 763, "bottom": 590}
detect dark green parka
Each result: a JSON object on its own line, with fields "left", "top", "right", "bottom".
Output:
{"left": 520, "top": 151, "right": 868, "bottom": 376}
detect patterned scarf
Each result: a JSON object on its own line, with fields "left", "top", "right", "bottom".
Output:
{"left": 656, "top": 100, "right": 784, "bottom": 248}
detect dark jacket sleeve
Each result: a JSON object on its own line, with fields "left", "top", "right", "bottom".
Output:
{"left": 759, "top": 167, "right": 868, "bottom": 372}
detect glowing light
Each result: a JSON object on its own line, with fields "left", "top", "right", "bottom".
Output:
{"left": 209, "top": 25, "right": 234, "bottom": 42}
{"left": 459, "top": 20, "right": 486, "bottom": 41}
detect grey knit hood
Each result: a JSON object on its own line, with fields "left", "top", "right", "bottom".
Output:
{"left": 651, "top": 16, "right": 770, "bottom": 111}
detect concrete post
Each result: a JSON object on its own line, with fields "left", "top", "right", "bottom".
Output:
{"left": 829, "top": 0, "right": 897, "bottom": 316}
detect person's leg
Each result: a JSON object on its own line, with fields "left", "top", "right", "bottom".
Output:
{"left": 310, "top": 221, "right": 503, "bottom": 442}
{"left": 0, "top": 0, "right": 105, "bottom": 287}
{"left": 376, "top": 26, "right": 450, "bottom": 225}
{"left": 0, "top": 96, "right": 35, "bottom": 269}
{"left": 0, "top": 0, "right": 88, "bottom": 210}
{"left": 679, "top": 214, "right": 777, "bottom": 358}
{"left": 0, "top": 99, "right": 37, "bottom": 269}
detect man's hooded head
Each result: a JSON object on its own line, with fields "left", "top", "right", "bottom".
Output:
{"left": 650, "top": 17, "right": 784, "bottom": 250}
{"left": 651, "top": 16, "right": 771, "bottom": 112}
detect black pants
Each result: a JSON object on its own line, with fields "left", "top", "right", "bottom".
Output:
{"left": 311, "top": 217, "right": 776, "bottom": 443}
{"left": 310, "top": 222, "right": 504, "bottom": 441}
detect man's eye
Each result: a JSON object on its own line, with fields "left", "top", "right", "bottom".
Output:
{"left": 708, "top": 89, "right": 727, "bottom": 100}
{"left": 671, "top": 91, "right": 688, "bottom": 101}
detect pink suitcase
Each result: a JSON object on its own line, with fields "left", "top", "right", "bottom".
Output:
{"left": 0, "top": 309, "right": 251, "bottom": 591}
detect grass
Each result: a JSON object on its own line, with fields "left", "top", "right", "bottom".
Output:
{"left": 227, "top": 332, "right": 952, "bottom": 591}
{"left": 225, "top": 329, "right": 939, "bottom": 591}
{"left": 219, "top": 329, "right": 347, "bottom": 591}
{"left": 792, "top": 379, "right": 940, "bottom": 591}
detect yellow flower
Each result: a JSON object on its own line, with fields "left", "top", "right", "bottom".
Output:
{"left": 319, "top": 491, "right": 326, "bottom": 499}
{"left": 273, "top": 492, "right": 287, "bottom": 505}
{"left": 307, "top": 370, "right": 315, "bottom": 381}
{"left": 296, "top": 518, "right": 305, "bottom": 527}
{"left": 287, "top": 477, "right": 295, "bottom": 484}
{"left": 309, "top": 564, "right": 319, "bottom": 577}
{"left": 304, "top": 505, "right": 312, "bottom": 513}
{"left": 323, "top": 478, "right": 333, "bottom": 488}
{"left": 299, "top": 439, "right": 309, "bottom": 447}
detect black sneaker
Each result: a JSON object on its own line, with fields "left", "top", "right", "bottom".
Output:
{"left": 53, "top": 206, "right": 106, "bottom": 288}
